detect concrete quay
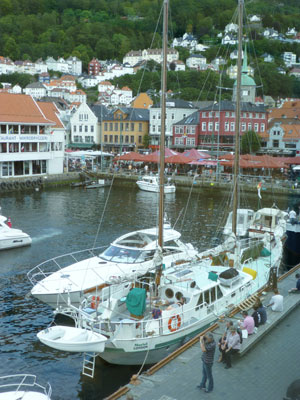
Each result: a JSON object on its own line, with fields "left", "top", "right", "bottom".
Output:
{"left": 109, "top": 265, "right": 300, "bottom": 400}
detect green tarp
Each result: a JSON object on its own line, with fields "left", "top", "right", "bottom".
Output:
{"left": 126, "top": 288, "right": 146, "bottom": 316}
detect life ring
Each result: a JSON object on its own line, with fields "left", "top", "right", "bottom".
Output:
{"left": 1, "top": 182, "right": 7, "bottom": 190}
{"left": 168, "top": 315, "right": 182, "bottom": 332}
{"left": 91, "top": 296, "right": 100, "bottom": 309}
{"left": 20, "top": 181, "right": 26, "bottom": 188}
{"left": 14, "top": 181, "right": 20, "bottom": 188}
{"left": 26, "top": 180, "right": 31, "bottom": 187}
{"left": 7, "top": 182, "right": 13, "bottom": 190}
{"left": 37, "top": 177, "right": 43, "bottom": 185}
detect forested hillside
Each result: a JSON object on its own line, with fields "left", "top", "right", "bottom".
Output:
{"left": 0, "top": 0, "right": 299, "bottom": 66}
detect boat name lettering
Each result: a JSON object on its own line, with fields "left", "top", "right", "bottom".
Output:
{"left": 133, "top": 343, "right": 148, "bottom": 350}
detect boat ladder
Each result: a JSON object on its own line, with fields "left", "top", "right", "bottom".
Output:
{"left": 82, "top": 352, "right": 97, "bottom": 378}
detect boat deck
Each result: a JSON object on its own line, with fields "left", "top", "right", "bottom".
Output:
{"left": 110, "top": 265, "right": 300, "bottom": 400}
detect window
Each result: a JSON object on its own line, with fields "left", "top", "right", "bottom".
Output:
{"left": 242, "top": 122, "right": 246, "bottom": 132}
{"left": 114, "top": 135, "right": 118, "bottom": 143}
{"left": 261, "top": 123, "right": 265, "bottom": 132}
{"left": 131, "top": 123, "right": 134, "bottom": 131}
{"left": 230, "top": 122, "right": 235, "bottom": 131}
{"left": 104, "top": 123, "right": 108, "bottom": 131}
{"left": 120, "top": 123, "right": 123, "bottom": 131}
{"left": 79, "top": 114, "right": 83, "bottom": 121}
{"left": 130, "top": 135, "right": 134, "bottom": 143}
{"left": 84, "top": 114, "right": 88, "bottom": 121}
{"left": 104, "top": 135, "right": 108, "bottom": 142}
{"left": 138, "top": 135, "right": 142, "bottom": 144}
{"left": 249, "top": 113, "right": 252, "bottom": 118}
{"left": 248, "top": 123, "right": 252, "bottom": 131}
{"left": 125, "top": 135, "right": 129, "bottom": 143}
{"left": 202, "top": 112, "right": 206, "bottom": 118}
{"left": 2, "top": 161, "right": 13, "bottom": 176}
{"left": 242, "top": 112, "right": 246, "bottom": 118}
{"left": 215, "top": 122, "right": 219, "bottom": 131}
{"left": 125, "top": 123, "right": 129, "bottom": 131}
{"left": 226, "top": 112, "right": 230, "bottom": 117}
{"left": 231, "top": 112, "right": 235, "bottom": 117}
{"left": 91, "top": 126, "right": 94, "bottom": 133}
{"left": 139, "top": 123, "right": 142, "bottom": 132}
{"left": 109, "top": 135, "right": 113, "bottom": 143}
{"left": 208, "top": 122, "right": 213, "bottom": 131}
{"left": 85, "top": 125, "right": 88, "bottom": 132}
{"left": 152, "top": 114, "right": 156, "bottom": 119}
{"left": 0, "top": 125, "right": 6, "bottom": 134}
{"left": 254, "top": 123, "right": 259, "bottom": 132}
{"left": 74, "top": 125, "right": 76, "bottom": 132}
{"left": 225, "top": 122, "right": 229, "bottom": 131}
{"left": 171, "top": 113, "right": 175, "bottom": 120}
{"left": 110, "top": 123, "right": 113, "bottom": 131}
{"left": 8, "top": 143, "right": 19, "bottom": 153}
{"left": 273, "top": 140, "right": 279, "bottom": 148}
{"left": 114, "top": 123, "right": 118, "bottom": 131}
{"left": 209, "top": 112, "right": 213, "bottom": 117}
{"left": 202, "top": 122, "right": 206, "bottom": 131}
{"left": 152, "top": 125, "right": 156, "bottom": 133}
{"left": 79, "top": 126, "right": 82, "bottom": 132}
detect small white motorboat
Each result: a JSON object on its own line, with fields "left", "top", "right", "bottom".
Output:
{"left": 37, "top": 326, "right": 107, "bottom": 353}
{"left": 136, "top": 175, "right": 175, "bottom": 193}
{"left": 0, "top": 215, "right": 32, "bottom": 250}
{"left": 0, "top": 374, "right": 52, "bottom": 400}
{"left": 223, "top": 209, "right": 254, "bottom": 238}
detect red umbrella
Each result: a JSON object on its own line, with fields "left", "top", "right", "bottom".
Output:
{"left": 143, "top": 148, "right": 178, "bottom": 163}
{"left": 189, "top": 160, "right": 218, "bottom": 166}
{"left": 182, "top": 149, "right": 211, "bottom": 160}
{"left": 114, "top": 152, "right": 145, "bottom": 162}
{"left": 165, "top": 154, "right": 194, "bottom": 164}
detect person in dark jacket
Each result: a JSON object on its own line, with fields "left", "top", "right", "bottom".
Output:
{"left": 197, "top": 333, "right": 216, "bottom": 393}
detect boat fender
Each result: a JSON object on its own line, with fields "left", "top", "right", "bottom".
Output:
{"left": 14, "top": 181, "right": 20, "bottom": 188}
{"left": 168, "top": 315, "right": 181, "bottom": 332}
{"left": 1, "top": 182, "right": 7, "bottom": 190}
{"left": 20, "top": 181, "right": 26, "bottom": 188}
{"left": 91, "top": 296, "right": 100, "bottom": 309}
{"left": 26, "top": 180, "right": 31, "bottom": 187}
{"left": 33, "top": 179, "right": 40, "bottom": 187}
{"left": 37, "top": 177, "right": 43, "bottom": 185}
{"left": 7, "top": 182, "right": 13, "bottom": 190}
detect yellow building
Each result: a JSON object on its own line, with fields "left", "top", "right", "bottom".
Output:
{"left": 131, "top": 93, "right": 153, "bottom": 109}
{"left": 102, "top": 107, "right": 149, "bottom": 153}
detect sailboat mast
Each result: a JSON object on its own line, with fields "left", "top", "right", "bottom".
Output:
{"left": 232, "top": 0, "right": 243, "bottom": 235}
{"left": 158, "top": 0, "right": 168, "bottom": 249}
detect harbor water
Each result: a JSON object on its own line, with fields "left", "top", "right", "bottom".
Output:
{"left": 0, "top": 184, "right": 289, "bottom": 399}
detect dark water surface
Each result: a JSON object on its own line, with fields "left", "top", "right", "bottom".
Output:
{"left": 0, "top": 185, "right": 289, "bottom": 399}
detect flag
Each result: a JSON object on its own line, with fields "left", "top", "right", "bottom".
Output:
{"left": 257, "top": 182, "right": 262, "bottom": 199}
{"left": 9, "top": 128, "right": 13, "bottom": 134}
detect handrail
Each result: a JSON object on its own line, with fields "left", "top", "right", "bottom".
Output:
{"left": 27, "top": 245, "right": 106, "bottom": 285}
{"left": 0, "top": 374, "right": 51, "bottom": 398}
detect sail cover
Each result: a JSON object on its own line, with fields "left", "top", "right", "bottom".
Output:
{"left": 126, "top": 288, "right": 146, "bottom": 316}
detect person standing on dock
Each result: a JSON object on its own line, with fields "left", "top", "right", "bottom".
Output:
{"left": 197, "top": 333, "right": 216, "bottom": 393}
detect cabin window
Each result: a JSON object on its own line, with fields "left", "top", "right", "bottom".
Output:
{"left": 165, "top": 288, "right": 174, "bottom": 299}
{"left": 216, "top": 286, "right": 223, "bottom": 299}
{"left": 190, "top": 281, "right": 196, "bottom": 288}
{"left": 196, "top": 293, "right": 203, "bottom": 309}
{"left": 175, "top": 292, "right": 183, "bottom": 301}
{"left": 210, "top": 288, "right": 216, "bottom": 303}
{"left": 204, "top": 290, "right": 210, "bottom": 305}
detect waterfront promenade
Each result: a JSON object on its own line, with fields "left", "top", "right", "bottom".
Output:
{"left": 115, "top": 269, "right": 300, "bottom": 400}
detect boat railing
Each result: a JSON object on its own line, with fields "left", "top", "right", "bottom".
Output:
{"left": 0, "top": 374, "right": 52, "bottom": 398}
{"left": 27, "top": 246, "right": 106, "bottom": 286}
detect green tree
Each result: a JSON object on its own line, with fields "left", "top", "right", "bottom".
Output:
{"left": 241, "top": 130, "right": 261, "bottom": 154}
{"left": 143, "top": 134, "right": 151, "bottom": 148}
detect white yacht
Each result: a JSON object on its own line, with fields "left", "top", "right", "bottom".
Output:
{"left": 0, "top": 215, "right": 32, "bottom": 250}
{"left": 248, "top": 207, "right": 288, "bottom": 238}
{"left": 0, "top": 374, "right": 51, "bottom": 400}
{"left": 28, "top": 223, "right": 197, "bottom": 308}
{"left": 136, "top": 176, "right": 175, "bottom": 193}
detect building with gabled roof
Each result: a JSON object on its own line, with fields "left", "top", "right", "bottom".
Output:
{"left": 0, "top": 93, "right": 66, "bottom": 177}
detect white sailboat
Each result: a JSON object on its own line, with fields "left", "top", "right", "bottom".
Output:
{"left": 36, "top": 0, "right": 287, "bottom": 369}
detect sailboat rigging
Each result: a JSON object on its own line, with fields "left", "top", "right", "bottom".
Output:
{"left": 36, "top": 0, "right": 287, "bottom": 370}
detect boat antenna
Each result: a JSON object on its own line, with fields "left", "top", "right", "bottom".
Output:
{"left": 156, "top": 0, "right": 168, "bottom": 286}
{"left": 232, "top": 0, "right": 243, "bottom": 235}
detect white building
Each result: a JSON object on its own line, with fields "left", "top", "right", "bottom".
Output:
{"left": 149, "top": 99, "right": 197, "bottom": 147}
{"left": 123, "top": 48, "right": 179, "bottom": 66}
{"left": 283, "top": 52, "right": 297, "bottom": 67}
{"left": 0, "top": 93, "right": 65, "bottom": 178}
{"left": 66, "top": 56, "right": 82, "bottom": 75}
{"left": 66, "top": 89, "right": 87, "bottom": 104}
{"left": 224, "top": 23, "right": 238, "bottom": 33}
{"left": 186, "top": 54, "right": 207, "bottom": 69}
{"left": 24, "top": 82, "right": 47, "bottom": 99}
{"left": 69, "top": 103, "right": 98, "bottom": 148}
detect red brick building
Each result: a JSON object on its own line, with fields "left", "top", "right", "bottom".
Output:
{"left": 88, "top": 58, "right": 101, "bottom": 76}
{"left": 173, "top": 100, "right": 268, "bottom": 151}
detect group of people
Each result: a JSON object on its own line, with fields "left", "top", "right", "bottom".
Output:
{"left": 197, "top": 275, "right": 300, "bottom": 393}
